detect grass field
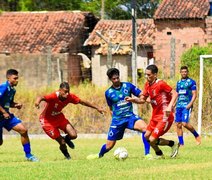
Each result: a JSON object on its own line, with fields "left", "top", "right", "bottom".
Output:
{"left": 0, "top": 134, "right": 212, "bottom": 180}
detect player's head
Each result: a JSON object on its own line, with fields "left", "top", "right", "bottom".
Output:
{"left": 180, "top": 66, "right": 189, "bottom": 79}
{"left": 59, "top": 82, "right": 70, "bottom": 100}
{"left": 106, "top": 68, "right": 120, "bottom": 87}
{"left": 6, "top": 69, "right": 19, "bottom": 87}
{"left": 145, "top": 64, "right": 158, "bottom": 83}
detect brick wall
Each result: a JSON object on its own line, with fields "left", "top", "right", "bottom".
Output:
{"left": 0, "top": 53, "right": 69, "bottom": 87}
{"left": 154, "top": 19, "right": 208, "bottom": 77}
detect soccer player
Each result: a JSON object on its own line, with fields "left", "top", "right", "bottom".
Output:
{"left": 35, "top": 81, "right": 105, "bottom": 160}
{"left": 126, "top": 64, "right": 179, "bottom": 159}
{"left": 0, "top": 69, "right": 38, "bottom": 162}
{"left": 87, "top": 68, "right": 151, "bottom": 160}
{"left": 175, "top": 66, "right": 201, "bottom": 146}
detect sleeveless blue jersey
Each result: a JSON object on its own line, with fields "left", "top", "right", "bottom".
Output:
{"left": 105, "top": 82, "right": 141, "bottom": 123}
{"left": 176, "top": 78, "right": 196, "bottom": 108}
{"left": 0, "top": 81, "right": 16, "bottom": 113}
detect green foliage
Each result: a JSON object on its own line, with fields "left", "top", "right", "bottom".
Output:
{"left": 181, "top": 44, "right": 212, "bottom": 76}
{"left": 0, "top": 0, "right": 160, "bottom": 19}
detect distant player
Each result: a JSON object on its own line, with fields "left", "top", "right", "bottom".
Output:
{"left": 87, "top": 68, "right": 151, "bottom": 160}
{"left": 175, "top": 66, "right": 201, "bottom": 146}
{"left": 35, "top": 82, "right": 104, "bottom": 160}
{"left": 0, "top": 69, "right": 38, "bottom": 162}
{"left": 126, "top": 64, "right": 179, "bottom": 159}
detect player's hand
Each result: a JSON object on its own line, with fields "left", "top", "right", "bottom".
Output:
{"left": 186, "top": 104, "right": 192, "bottom": 109}
{"left": 165, "top": 106, "right": 172, "bottom": 117}
{"left": 97, "top": 107, "right": 106, "bottom": 115}
{"left": 125, "top": 96, "right": 134, "bottom": 102}
{"left": 35, "top": 103, "right": 40, "bottom": 109}
{"left": 3, "top": 112, "right": 10, "bottom": 119}
{"left": 15, "top": 103, "right": 22, "bottom": 109}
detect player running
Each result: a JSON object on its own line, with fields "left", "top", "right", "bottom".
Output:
{"left": 0, "top": 69, "right": 38, "bottom": 162}
{"left": 35, "top": 82, "right": 104, "bottom": 160}
{"left": 175, "top": 66, "right": 201, "bottom": 146}
{"left": 87, "top": 68, "right": 151, "bottom": 160}
{"left": 126, "top": 64, "right": 179, "bottom": 159}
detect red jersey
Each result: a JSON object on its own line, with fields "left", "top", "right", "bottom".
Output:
{"left": 143, "top": 79, "right": 172, "bottom": 116}
{"left": 40, "top": 91, "right": 80, "bottom": 119}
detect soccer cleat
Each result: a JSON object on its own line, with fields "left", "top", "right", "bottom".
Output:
{"left": 86, "top": 154, "right": 100, "bottom": 160}
{"left": 195, "top": 136, "right": 201, "bottom": 145}
{"left": 64, "top": 135, "right": 75, "bottom": 149}
{"left": 170, "top": 141, "right": 180, "bottom": 158}
{"left": 144, "top": 154, "right": 153, "bottom": 160}
{"left": 60, "top": 148, "right": 71, "bottom": 160}
{"left": 26, "top": 154, "right": 39, "bottom": 162}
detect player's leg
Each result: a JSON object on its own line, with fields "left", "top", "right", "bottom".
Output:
{"left": 41, "top": 120, "right": 71, "bottom": 160}
{"left": 175, "top": 108, "right": 184, "bottom": 146}
{"left": 87, "top": 123, "right": 125, "bottom": 160}
{"left": 150, "top": 115, "right": 179, "bottom": 158}
{"left": 9, "top": 115, "right": 38, "bottom": 162}
{"left": 182, "top": 122, "right": 201, "bottom": 145}
{"left": 181, "top": 108, "right": 201, "bottom": 145}
{"left": 0, "top": 127, "right": 3, "bottom": 146}
{"left": 55, "top": 135, "right": 71, "bottom": 160}
{"left": 132, "top": 118, "right": 150, "bottom": 156}
{"left": 64, "top": 123, "right": 77, "bottom": 149}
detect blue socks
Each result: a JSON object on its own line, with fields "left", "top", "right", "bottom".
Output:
{"left": 99, "top": 144, "right": 110, "bottom": 157}
{"left": 141, "top": 132, "right": 150, "bottom": 155}
{"left": 23, "top": 143, "right": 31, "bottom": 157}
{"left": 178, "top": 136, "right": 184, "bottom": 145}
{"left": 192, "top": 130, "right": 199, "bottom": 138}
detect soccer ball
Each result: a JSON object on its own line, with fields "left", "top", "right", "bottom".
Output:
{"left": 114, "top": 147, "right": 128, "bottom": 160}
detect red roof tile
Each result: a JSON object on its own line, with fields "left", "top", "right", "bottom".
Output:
{"left": 84, "top": 19, "right": 155, "bottom": 55}
{"left": 154, "top": 0, "right": 210, "bottom": 20}
{"left": 0, "top": 11, "right": 88, "bottom": 54}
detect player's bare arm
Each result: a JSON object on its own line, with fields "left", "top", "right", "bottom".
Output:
{"left": 186, "top": 90, "right": 197, "bottom": 109}
{"left": 35, "top": 96, "right": 46, "bottom": 109}
{"left": 125, "top": 94, "right": 147, "bottom": 104}
{"left": 0, "top": 105, "right": 10, "bottom": 119}
{"left": 10, "top": 102, "right": 23, "bottom": 109}
{"left": 79, "top": 99, "right": 105, "bottom": 114}
{"left": 165, "top": 89, "right": 178, "bottom": 116}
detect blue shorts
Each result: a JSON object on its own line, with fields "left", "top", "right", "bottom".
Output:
{"left": 107, "top": 115, "right": 141, "bottom": 141}
{"left": 175, "top": 108, "right": 192, "bottom": 123}
{"left": 0, "top": 114, "right": 22, "bottom": 140}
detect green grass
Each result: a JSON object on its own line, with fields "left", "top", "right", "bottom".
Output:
{"left": 0, "top": 135, "right": 212, "bottom": 180}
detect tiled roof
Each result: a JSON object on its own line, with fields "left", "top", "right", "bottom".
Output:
{"left": 0, "top": 11, "right": 88, "bottom": 54}
{"left": 84, "top": 19, "right": 155, "bottom": 55}
{"left": 154, "top": 0, "right": 210, "bottom": 20}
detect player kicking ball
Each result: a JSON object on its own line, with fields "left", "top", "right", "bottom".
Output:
{"left": 35, "top": 82, "right": 105, "bottom": 160}
{"left": 126, "top": 65, "right": 179, "bottom": 159}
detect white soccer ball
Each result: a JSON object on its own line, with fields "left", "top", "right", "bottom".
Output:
{"left": 114, "top": 147, "right": 128, "bottom": 160}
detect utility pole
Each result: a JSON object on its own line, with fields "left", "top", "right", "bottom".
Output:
{"left": 101, "top": 0, "right": 105, "bottom": 19}
{"left": 131, "top": 0, "right": 138, "bottom": 114}
{"left": 170, "top": 37, "right": 176, "bottom": 78}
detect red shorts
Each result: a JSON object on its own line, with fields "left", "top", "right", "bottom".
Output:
{"left": 147, "top": 113, "right": 174, "bottom": 139}
{"left": 39, "top": 114, "right": 69, "bottom": 139}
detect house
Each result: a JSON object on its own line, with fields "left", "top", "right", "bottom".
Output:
{"left": 153, "top": 0, "right": 212, "bottom": 77}
{"left": 84, "top": 19, "right": 155, "bottom": 86}
{"left": 0, "top": 11, "right": 98, "bottom": 86}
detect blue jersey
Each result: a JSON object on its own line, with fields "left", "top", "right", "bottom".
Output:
{"left": 0, "top": 81, "right": 16, "bottom": 113}
{"left": 176, "top": 78, "right": 196, "bottom": 108}
{"left": 105, "top": 82, "right": 141, "bottom": 124}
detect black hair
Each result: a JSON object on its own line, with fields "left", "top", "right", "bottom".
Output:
{"left": 180, "top": 66, "right": 188, "bottom": 71}
{"left": 6, "top": 69, "right": 18, "bottom": 77}
{"left": 146, "top": 64, "right": 158, "bottom": 74}
{"left": 106, "top": 68, "right": 119, "bottom": 79}
{"left": 59, "top": 82, "right": 70, "bottom": 90}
